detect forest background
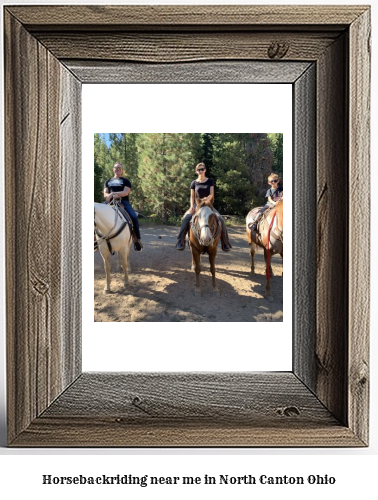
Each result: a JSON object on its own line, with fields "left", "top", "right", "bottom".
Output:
{"left": 94, "top": 133, "right": 283, "bottom": 223}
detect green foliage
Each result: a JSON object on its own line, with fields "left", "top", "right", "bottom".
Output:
{"left": 93, "top": 132, "right": 283, "bottom": 219}
{"left": 94, "top": 158, "right": 103, "bottom": 202}
{"left": 137, "top": 133, "right": 199, "bottom": 221}
{"left": 268, "top": 133, "right": 284, "bottom": 177}
{"left": 211, "top": 134, "right": 255, "bottom": 214}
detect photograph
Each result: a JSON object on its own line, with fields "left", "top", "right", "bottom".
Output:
{"left": 94, "top": 133, "right": 284, "bottom": 322}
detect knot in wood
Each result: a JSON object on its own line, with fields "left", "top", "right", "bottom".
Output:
{"left": 268, "top": 41, "right": 289, "bottom": 59}
{"left": 277, "top": 406, "right": 300, "bottom": 417}
{"left": 32, "top": 279, "right": 49, "bottom": 296}
{"left": 132, "top": 396, "right": 142, "bottom": 406}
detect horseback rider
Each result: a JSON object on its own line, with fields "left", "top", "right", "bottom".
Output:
{"left": 104, "top": 162, "right": 143, "bottom": 251}
{"left": 175, "top": 162, "right": 232, "bottom": 251}
{"left": 250, "top": 173, "right": 283, "bottom": 232}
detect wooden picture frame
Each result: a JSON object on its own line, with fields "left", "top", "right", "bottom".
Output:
{"left": 4, "top": 5, "right": 370, "bottom": 447}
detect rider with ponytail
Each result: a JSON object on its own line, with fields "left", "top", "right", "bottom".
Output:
{"left": 175, "top": 163, "right": 232, "bottom": 252}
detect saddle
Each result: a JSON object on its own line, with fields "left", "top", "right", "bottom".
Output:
{"left": 115, "top": 202, "right": 133, "bottom": 233}
{"left": 248, "top": 206, "right": 280, "bottom": 246}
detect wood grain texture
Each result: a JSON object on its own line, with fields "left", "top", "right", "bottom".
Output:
{"left": 4, "top": 5, "right": 370, "bottom": 447}
{"left": 36, "top": 32, "right": 339, "bottom": 63}
{"left": 4, "top": 11, "right": 80, "bottom": 443}
{"left": 12, "top": 373, "right": 363, "bottom": 447}
{"left": 348, "top": 9, "right": 371, "bottom": 445}
{"left": 293, "top": 64, "right": 317, "bottom": 389}
{"left": 66, "top": 60, "right": 312, "bottom": 84}
{"left": 7, "top": 5, "right": 367, "bottom": 29}
{"left": 316, "top": 34, "right": 348, "bottom": 426}
{"left": 60, "top": 69, "right": 82, "bottom": 388}
{"left": 5, "top": 12, "right": 62, "bottom": 442}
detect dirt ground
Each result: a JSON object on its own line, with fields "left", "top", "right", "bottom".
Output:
{"left": 94, "top": 224, "right": 283, "bottom": 322}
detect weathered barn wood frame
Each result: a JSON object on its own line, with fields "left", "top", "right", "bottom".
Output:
{"left": 4, "top": 5, "right": 370, "bottom": 447}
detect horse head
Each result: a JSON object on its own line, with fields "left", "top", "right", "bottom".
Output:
{"left": 193, "top": 198, "right": 216, "bottom": 247}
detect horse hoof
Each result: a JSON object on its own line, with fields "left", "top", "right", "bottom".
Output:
{"left": 213, "top": 289, "right": 220, "bottom": 297}
{"left": 265, "top": 294, "right": 274, "bottom": 302}
{"left": 194, "top": 289, "right": 202, "bottom": 297}
{"left": 104, "top": 289, "right": 111, "bottom": 294}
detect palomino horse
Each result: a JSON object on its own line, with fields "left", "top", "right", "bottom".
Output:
{"left": 94, "top": 202, "right": 132, "bottom": 293}
{"left": 189, "top": 198, "right": 222, "bottom": 296}
{"left": 246, "top": 200, "right": 283, "bottom": 298}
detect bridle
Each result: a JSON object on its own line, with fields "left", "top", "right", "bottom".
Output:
{"left": 191, "top": 207, "right": 221, "bottom": 247}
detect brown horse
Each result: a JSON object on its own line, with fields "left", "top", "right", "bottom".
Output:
{"left": 246, "top": 200, "right": 283, "bottom": 298}
{"left": 189, "top": 199, "right": 222, "bottom": 296}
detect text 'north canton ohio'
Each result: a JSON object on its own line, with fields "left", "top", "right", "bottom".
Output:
{"left": 216, "top": 474, "right": 336, "bottom": 485}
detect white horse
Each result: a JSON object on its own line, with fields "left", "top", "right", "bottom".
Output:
{"left": 94, "top": 202, "right": 132, "bottom": 293}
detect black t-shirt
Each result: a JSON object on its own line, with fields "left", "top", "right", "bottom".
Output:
{"left": 191, "top": 178, "right": 214, "bottom": 200}
{"left": 265, "top": 185, "right": 283, "bottom": 202}
{"left": 104, "top": 177, "right": 131, "bottom": 201}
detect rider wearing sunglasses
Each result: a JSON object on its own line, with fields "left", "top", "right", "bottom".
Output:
{"left": 250, "top": 173, "right": 283, "bottom": 231}
{"left": 103, "top": 162, "right": 143, "bottom": 251}
{"left": 175, "top": 163, "right": 232, "bottom": 251}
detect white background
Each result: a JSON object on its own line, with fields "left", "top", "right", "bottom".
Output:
{"left": 83, "top": 83, "right": 292, "bottom": 372}
{"left": 0, "top": 0, "right": 377, "bottom": 499}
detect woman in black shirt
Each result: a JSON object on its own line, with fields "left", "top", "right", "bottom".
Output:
{"left": 104, "top": 162, "right": 142, "bottom": 251}
{"left": 175, "top": 163, "right": 232, "bottom": 251}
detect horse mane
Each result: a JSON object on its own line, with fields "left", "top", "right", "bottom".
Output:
{"left": 196, "top": 199, "right": 214, "bottom": 211}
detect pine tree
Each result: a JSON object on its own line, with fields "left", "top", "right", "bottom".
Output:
{"left": 245, "top": 133, "right": 274, "bottom": 199}
{"left": 108, "top": 133, "right": 143, "bottom": 208}
{"left": 137, "top": 133, "right": 198, "bottom": 221}
{"left": 201, "top": 133, "right": 215, "bottom": 177}
{"left": 94, "top": 133, "right": 112, "bottom": 200}
{"left": 211, "top": 133, "right": 255, "bottom": 214}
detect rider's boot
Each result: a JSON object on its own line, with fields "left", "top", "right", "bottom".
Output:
{"left": 175, "top": 237, "right": 185, "bottom": 251}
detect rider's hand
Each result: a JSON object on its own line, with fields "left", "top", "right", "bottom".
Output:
{"left": 189, "top": 207, "right": 195, "bottom": 214}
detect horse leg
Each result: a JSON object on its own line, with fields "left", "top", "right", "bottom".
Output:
{"left": 281, "top": 251, "right": 283, "bottom": 276}
{"left": 191, "top": 247, "right": 202, "bottom": 296}
{"left": 119, "top": 249, "right": 129, "bottom": 287}
{"left": 264, "top": 248, "right": 273, "bottom": 299}
{"left": 250, "top": 241, "right": 256, "bottom": 275}
{"left": 126, "top": 238, "right": 132, "bottom": 273}
{"left": 209, "top": 249, "right": 220, "bottom": 297}
{"left": 191, "top": 253, "right": 201, "bottom": 272}
{"left": 247, "top": 227, "right": 256, "bottom": 275}
{"left": 100, "top": 248, "right": 112, "bottom": 294}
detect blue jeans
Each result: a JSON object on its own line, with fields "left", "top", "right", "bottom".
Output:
{"left": 121, "top": 201, "right": 141, "bottom": 240}
{"left": 177, "top": 212, "right": 192, "bottom": 242}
